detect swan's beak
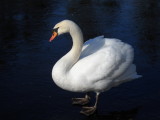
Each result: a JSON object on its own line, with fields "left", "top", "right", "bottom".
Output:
{"left": 49, "top": 32, "right": 58, "bottom": 42}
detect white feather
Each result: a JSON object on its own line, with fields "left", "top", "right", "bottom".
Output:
{"left": 51, "top": 20, "right": 142, "bottom": 93}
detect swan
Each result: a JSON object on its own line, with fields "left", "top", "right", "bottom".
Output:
{"left": 49, "top": 20, "right": 142, "bottom": 116}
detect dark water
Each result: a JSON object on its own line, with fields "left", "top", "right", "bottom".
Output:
{"left": 0, "top": 0, "right": 160, "bottom": 120}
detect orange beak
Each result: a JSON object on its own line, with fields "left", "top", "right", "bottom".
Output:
{"left": 49, "top": 32, "right": 58, "bottom": 42}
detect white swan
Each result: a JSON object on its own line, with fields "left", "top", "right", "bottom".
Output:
{"left": 49, "top": 20, "right": 141, "bottom": 116}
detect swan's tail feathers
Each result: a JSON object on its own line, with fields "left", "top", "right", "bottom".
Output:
{"left": 127, "top": 64, "right": 142, "bottom": 80}
{"left": 114, "top": 64, "right": 142, "bottom": 86}
{"left": 132, "top": 74, "right": 142, "bottom": 79}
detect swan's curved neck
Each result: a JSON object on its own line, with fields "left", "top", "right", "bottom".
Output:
{"left": 52, "top": 23, "right": 84, "bottom": 89}
{"left": 69, "top": 25, "right": 84, "bottom": 65}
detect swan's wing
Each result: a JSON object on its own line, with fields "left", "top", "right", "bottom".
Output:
{"left": 80, "top": 36, "right": 105, "bottom": 59}
{"left": 70, "top": 36, "right": 134, "bottom": 83}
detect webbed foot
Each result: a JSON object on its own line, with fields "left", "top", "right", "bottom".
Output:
{"left": 80, "top": 106, "right": 96, "bottom": 116}
{"left": 72, "top": 95, "right": 90, "bottom": 105}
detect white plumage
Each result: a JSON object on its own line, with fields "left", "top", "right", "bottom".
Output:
{"left": 49, "top": 20, "right": 141, "bottom": 116}
{"left": 70, "top": 36, "right": 141, "bottom": 92}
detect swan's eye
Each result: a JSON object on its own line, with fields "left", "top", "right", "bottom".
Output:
{"left": 52, "top": 27, "right": 59, "bottom": 33}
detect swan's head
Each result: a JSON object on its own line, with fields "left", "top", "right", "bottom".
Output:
{"left": 49, "top": 20, "right": 75, "bottom": 42}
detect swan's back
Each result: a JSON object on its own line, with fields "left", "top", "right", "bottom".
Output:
{"left": 69, "top": 36, "right": 141, "bottom": 92}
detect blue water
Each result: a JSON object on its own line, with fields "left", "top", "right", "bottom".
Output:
{"left": 0, "top": 0, "right": 160, "bottom": 120}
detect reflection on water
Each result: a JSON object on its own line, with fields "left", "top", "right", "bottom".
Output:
{"left": 0, "top": 0, "right": 160, "bottom": 120}
{"left": 84, "top": 107, "right": 139, "bottom": 120}
{"left": 67, "top": 0, "right": 120, "bottom": 40}
{"left": 134, "top": 0, "right": 160, "bottom": 65}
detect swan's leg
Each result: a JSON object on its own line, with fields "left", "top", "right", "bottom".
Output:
{"left": 72, "top": 94, "right": 90, "bottom": 105}
{"left": 80, "top": 92, "right": 100, "bottom": 116}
